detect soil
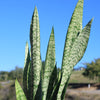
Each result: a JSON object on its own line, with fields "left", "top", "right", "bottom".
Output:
{"left": 65, "top": 83, "right": 100, "bottom": 100}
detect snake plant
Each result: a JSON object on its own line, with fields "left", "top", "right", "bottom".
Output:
{"left": 15, "top": 0, "right": 93, "bottom": 100}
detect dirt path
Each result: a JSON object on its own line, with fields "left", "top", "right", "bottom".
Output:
{"left": 0, "top": 81, "right": 15, "bottom": 100}
{"left": 66, "top": 89, "right": 100, "bottom": 100}
{"left": 67, "top": 89, "right": 100, "bottom": 94}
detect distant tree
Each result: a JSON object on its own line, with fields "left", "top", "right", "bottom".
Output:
{"left": 83, "top": 58, "right": 100, "bottom": 82}
{"left": 15, "top": 66, "right": 23, "bottom": 79}
{"left": 0, "top": 71, "right": 8, "bottom": 81}
{"left": 8, "top": 70, "right": 16, "bottom": 80}
{"left": 0, "top": 71, "right": 9, "bottom": 75}
{"left": 8, "top": 66, "right": 23, "bottom": 80}
{"left": 0, "top": 67, "right": 23, "bottom": 81}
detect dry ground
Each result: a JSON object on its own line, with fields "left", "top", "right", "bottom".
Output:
{"left": 65, "top": 83, "right": 100, "bottom": 100}
{"left": 0, "top": 81, "right": 16, "bottom": 100}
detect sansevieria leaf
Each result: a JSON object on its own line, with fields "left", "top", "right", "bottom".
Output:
{"left": 15, "top": 79, "right": 27, "bottom": 100}
{"left": 62, "top": 0, "right": 84, "bottom": 71}
{"left": 23, "top": 42, "right": 30, "bottom": 98}
{"left": 42, "top": 27, "right": 55, "bottom": 100}
{"left": 57, "top": 0, "right": 84, "bottom": 99}
{"left": 30, "top": 6, "right": 41, "bottom": 99}
{"left": 67, "top": 19, "right": 93, "bottom": 72}
{"left": 15, "top": 1, "right": 93, "bottom": 100}
{"left": 27, "top": 61, "right": 32, "bottom": 100}
{"left": 46, "top": 64, "right": 57, "bottom": 100}
{"left": 61, "top": 19, "right": 93, "bottom": 100}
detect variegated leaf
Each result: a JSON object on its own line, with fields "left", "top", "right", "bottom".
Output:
{"left": 62, "top": 0, "right": 84, "bottom": 71}
{"left": 42, "top": 27, "right": 55, "bottom": 100}
{"left": 27, "top": 61, "right": 33, "bottom": 100}
{"left": 23, "top": 42, "right": 30, "bottom": 98}
{"left": 61, "top": 19, "right": 93, "bottom": 100}
{"left": 46, "top": 64, "right": 57, "bottom": 100}
{"left": 30, "top": 6, "right": 41, "bottom": 99}
{"left": 57, "top": 0, "right": 84, "bottom": 99}
{"left": 15, "top": 79, "right": 27, "bottom": 100}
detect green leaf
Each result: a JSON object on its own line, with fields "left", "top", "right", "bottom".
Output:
{"left": 34, "top": 57, "right": 42, "bottom": 100}
{"left": 42, "top": 27, "right": 55, "bottom": 100}
{"left": 41, "top": 61, "right": 45, "bottom": 80}
{"left": 34, "top": 72, "right": 42, "bottom": 100}
{"left": 68, "top": 19, "right": 93, "bottom": 69}
{"left": 62, "top": 0, "right": 83, "bottom": 71}
{"left": 62, "top": 0, "right": 84, "bottom": 72}
{"left": 15, "top": 79, "right": 27, "bottom": 100}
{"left": 46, "top": 64, "right": 57, "bottom": 100}
{"left": 50, "top": 75, "right": 62, "bottom": 100}
{"left": 61, "top": 76, "right": 70, "bottom": 100}
{"left": 57, "top": 0, "right": 84, "bottom": 99}
{"left": 23, "top": 42, "right": 30, "bottom": 99}
{"left": 48, "top": 68, "right": 61, "bottom": 100}
{"left": 27, "top": 61, "right": 33, "bottom": 100}
{"left": 61, "top": 18, "right": 93, "bottom": 100}
{"left": 30, "top": 6, "right": 41, "bottom": 99}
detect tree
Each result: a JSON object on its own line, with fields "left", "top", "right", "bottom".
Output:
{"left": 8, "top": 66, "right": 23, "bottom": 80}
{"left": 83, "top": 58, "right": 100, "bottom": 82}
{"left": 0, "top": 71, "right": 8, "bottom": 81}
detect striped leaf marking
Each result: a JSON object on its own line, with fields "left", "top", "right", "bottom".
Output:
{"left": 42, "top": 27, "right": 55, "bottom": 100}
{"left": 35, "top": 68, "right": 42, "bottom": 100}
{"left": 15, "top": 79, "right": 27, "bottom": 100}
{"left": 27, "top": 61, "right": 34, "bottom": 100}
{"left": 34, "top": 56, "right": 42, "bottom": 100}
{"left": 27, "top": 61, "right": 31, "bottom": 100}
{"left": 59, "top": 19, "right": 93, "bottom": 100}
{"left": 66, "top": 19, "right": 93, "bottom": 72}
{"left": 62, "top": 0, "right": 83, "bottom": 72}
{"left": 23, "top": 42, "right": 30, "bottom": 99}
{"left": 50, "top": 72, "right": 62, "bottom": 100}
{"left": 57, "top": 0, "right": 84, "bottom": 99}
{"left": 46, "top": 64, "right": 57, "bottom": 100}
{"left": 30, "top": 6, "right": 41, "bottom": 99}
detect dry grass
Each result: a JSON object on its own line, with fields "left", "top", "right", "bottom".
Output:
{"left": 69, "top": 70, "right": 98, "bottom": 83}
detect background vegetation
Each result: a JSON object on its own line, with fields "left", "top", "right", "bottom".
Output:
{"left": 83, "top": 59, "right": 100, "bottom": 82}
{"left": 0, "top": 66, "right": 23, "bottom": 81}
{"left": 0, "top": 58, "right": 100, "bottom": 100}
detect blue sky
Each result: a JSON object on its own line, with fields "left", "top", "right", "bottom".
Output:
{"left": 0, "top": 0, "right": 100, "bottom": 71}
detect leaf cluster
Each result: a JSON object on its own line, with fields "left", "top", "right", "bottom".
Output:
{"left": 15, "top": 0, "right": 93, "bottom": 100}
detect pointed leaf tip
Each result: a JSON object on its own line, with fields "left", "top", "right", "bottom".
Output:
{"left": 51, "top": 26, "right": 54, "bottom": 33}
{"left": 91, "top": 18, "right": 94, "bottom": 23}
{"left": 34, "top": 6, "right": 38, "bottom": 13}
{"left": 15, "top": 79, "right": 27, "bottom": 100}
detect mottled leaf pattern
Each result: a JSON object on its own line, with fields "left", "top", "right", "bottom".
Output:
{"left": 50, "top": 75, "right": 62, "bottom": 100}
{"left": 60, "top": 19, "right": 93, "bottom": 100}
{"left": 57, "top": 0, "right": 84, "bottom": 99}
{"left": 46, "top": 64, "right": 57, "bottom": 100}
{"left": 67, "top": 19, "right": 93, "bottom": 72}
{"left": 27, "top": 61, "right": 32, "bottom": 100}
{"left": 62, "top": 0, "right": 83, "bottom": 73}
{"left": 23, "top": 42, "right": 30, "bottom": 99}
{"left": 42, "top": 27, "right": 55, "bottom": 100}
{"left": 34, "top": 71, "right": 42, "bottom": 100}
{"left": 15, "top": 0, "right": 93, "bottom": 100}
{"left": 30, "top": 6, "right": 41, "bottom": 99}
{"left": 15, "top": 79, "right": 27, "bottom": 100}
